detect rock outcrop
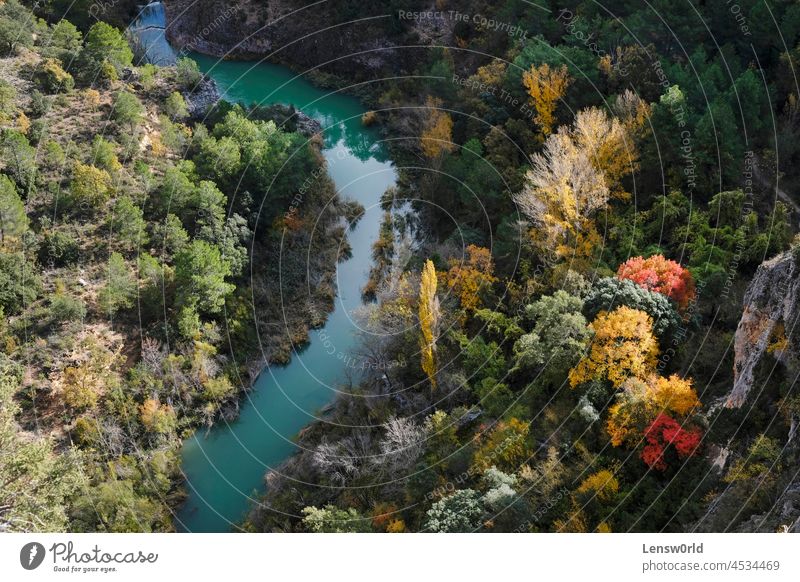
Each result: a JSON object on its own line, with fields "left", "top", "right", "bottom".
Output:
{"left": 727, "top": 250, "right": 799, "bottom": 408}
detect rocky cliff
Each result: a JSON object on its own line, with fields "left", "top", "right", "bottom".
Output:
{"left": 727, "top": 249, "right": 800, "bottom": 408}
{"left": 162, "top": 0, "right": 428, "bottom": 80}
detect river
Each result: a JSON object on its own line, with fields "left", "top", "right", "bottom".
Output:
{"left": 176, "top": 56, "right": 396, "bottom": 532}
{"left": 128, "top": 8, "right": 398, "bottom": 531}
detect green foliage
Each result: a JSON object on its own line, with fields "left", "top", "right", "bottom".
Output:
{"left": 112, "top": 91, "right": 144, "bottom": 127}
{"left": 98, "top": 252, "right": 136, "bottom": 316}
{"left": 0, "top": 353, "right": 84, "bottom": 532}
{"left": 512, "top": 291, "right": 591, "bottom": 389}
{"left": 38, "top": 229, "right": 80, "bottom": 267}
{"left": 0, "top": 250, "right": 40, "bottom": 314}
{"left": 0, "top": 174, "right": 27, "bottom": 243}
{"left": 584, "top": 277, "right": 681, "bottom": 339}
{"left": 165, "top": 91, "right": 188, "bottom": 119}
{"left": 0, "top": 0, "right": 33, "bottom": 56}
{"left": 1, "top": 129, "right": 37, "bottom": 193}
{"left": 78, "top": 22, "right": 133, "bottom": 83}
{"left": 176, "top": 57, "right": 202, "bottom": 89}
{"left": 174, "top": 240, "right": 234, "bottom": 315}
{"left": 109, "top": 196, "right": 149, "bottom": 251}
{"left": 34, "top": 58, "right": 75, "bottom": 94}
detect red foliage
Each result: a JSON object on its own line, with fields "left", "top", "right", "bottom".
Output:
{"left": 640, "top": 414, "right": 702, "bottom": 471}
{"left": 617, "top": 255, "right": 696, "bottom": 311}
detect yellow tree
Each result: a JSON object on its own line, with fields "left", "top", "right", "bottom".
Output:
{"left": 420, "top": 96, "right": 455, "bottom": 159}
{"left": 444, "top": 245, "right": 497, "bottom": 311}
{"left": 522, "top": 63, "right": 571, "bottom": 136}
{"left": 419, "top": 259, "right": 440, "bottom": 388}
{"left": 514, "top": 107, "right": 638, "bottom": 261}
{"left": 568, "top": 306, "right": 658, "bottom": 388}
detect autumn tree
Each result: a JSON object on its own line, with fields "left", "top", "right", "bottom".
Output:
{"left": 472, "top": 417, "right": 531, "bottom": 473}
{"left": 606, "top": 374, "right": 700, "bottom": 447}
{"left": 140, "top": 398, "right": 177, "bottom": 435}
{"left": 522, "top": 63, "right": 571, "bottom": 136}
{"left": 71, "top": 163, "right": 112, "bottom": 209}
{"left": 420, "top": 96, "right": 455, "bottom": 159}
{"left": 569, "top": 306, "right": 659, "bottom": 388}
{"left": 576, "top": 469, "right": 619, "bottom": 503}
{"left": 443, "top": 244, "right": 497, "bottom": 311}
{"left": 419, "top": 259, "right": 440, "bottom": 388}
{"left": 641, "top": 414, "right": 702, "bottom": 470}
{"left": 617, "top": 255, "right": 696, "bottom": 311}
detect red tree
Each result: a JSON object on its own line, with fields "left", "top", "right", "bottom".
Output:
{"left": 641, "top": 414, "right": 702, "bottom": 470}
{"left": 617, "top": 255, "right": 696, "bottom": 311}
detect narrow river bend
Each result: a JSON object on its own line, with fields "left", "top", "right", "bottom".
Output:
{"left": 171, "top": 56, "right": 396, "bottom": 532}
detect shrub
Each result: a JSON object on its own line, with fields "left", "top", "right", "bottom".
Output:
{"left": 34, "top": 59, "right": 75, "bottom": 94}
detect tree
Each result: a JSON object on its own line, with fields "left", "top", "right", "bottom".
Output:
{"left": 641, "top": 414, "right": 702, "bottom": 471}
{"left": 576, "top": 469, "right": 619, "bottom": 503}
{"left": 584, "top": 277, "right": 680, "bottom": 339}
{"left": 617, "top": 255, "right": 696, "bottom": 311}
{"left": 34, "top": 58, "right": 74, "bottom": 94}
{"left": 78, "top": 22, "right": 132, "bottom": 81}
{"left": 443, "top": 244, "right": 497, "bottom": 311}
{"left": 472, "top": 418, "right": 531, "bottom": 473}
{"left": 112, "top": 91, "right": 144, "bottom": 128}
{"left": 606, "top": 374, "right": 700, "bottom": 447}
{"left": 71, "top": 163, "right": 112, "bottom": 208}
{"left": 569, "top": 306, "right": 659, "bottom": 388}
{"left": 418, "top": 259, "right": 440, "bottom": 388}
{"left": 1, "top": 130, "right": 37, "bottom": 193}
{"left": 514, "top": 121, "right": 608, "bottom": 260}
{"left": 174, "top": 240, "right": 234, "bottom": 315}
{"left": 424, "top": 489, "right": 483, "bottom": 532}
{"left": 0, "top": 354, "right": 83, "bottom": 532}
{"left": 164, "top": 91, "right": 188, "bottom": 120}
{"left": 0, "top": 250, "right": 40, "bottom": 314}
{"left": 522, "top": 63, "right": 571, "bottom": 136}
{"left": 98, "top": 252, "right": 136, "bottom": 315}
{"left": 420, "top": 96, "right": 455, "bottom": 159}
{"left": 301, "top": 505, "right": 372, "bottom": 533}
{"left": 512, "top": 290, "right": 591, "bottom": 388}
{"left": 109, "top": 196, "right": 148, "bottom": 251}
{"left": 0, "top": 0, "right": 33, "bottom": 57}
{"left": 0, "top": 175, "right": 27, "bottom": 244}
{"left": 140, "top": 398, "right": 177, "bottom": 435}
{"left": 176, "top": 57, "right": 202, "bottom": 89}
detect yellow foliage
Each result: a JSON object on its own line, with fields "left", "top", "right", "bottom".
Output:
{"left": 420, "top": 97, "right": 455, "bottom": 159}
{"left": 16, "top": 111, "right": 29, "bottom": 135}
{"left": 472, "top": 418, "right": 531, "bottom": 473}
{"left": 606, "top": 374, "right": 700, "bottom": 447}
{"left": 444, "top": 245, "right": 497, "bottom": 311}
{"left": 419, "top": 259, "right": 440, "bottom": 388}
{"left": 577, "top": 469, "right": 619, "bottom": 503}
{"left": 522, "top": 63, "right": 571, "bottom": 136}
{"left": 597, "top": 522, "right": 613, "bottom": 533}
{"left": 569, "top": 306, "right": 658, "bottom": 388}
{"left": 386, "top": 519, "right": 406, "bottom": 533}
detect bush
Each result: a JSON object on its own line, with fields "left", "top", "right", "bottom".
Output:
{"left": 176, "top": 58, "right": 201, "bottom": 89}
{"left": 38, "top": 230, "right": 80, "bottom": 267}
{"left": 50, "top": 293, "right": 86, "bottom": 323}
{"left": 34, "top": 59, "right": 75, "bottom": 94}
{"left": 112, "top": 92, "right": 144, "bottom": 127}
{"left": 164, "top": 91, "right": 188, "bottom": 119}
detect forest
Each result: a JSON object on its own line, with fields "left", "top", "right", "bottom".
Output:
{"left": 1, "top": 0, "right": 800, "bottom": 533}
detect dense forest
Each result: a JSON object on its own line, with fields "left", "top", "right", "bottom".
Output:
{"left": 1, "top": 0, "right": 800, "bottom": 533}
